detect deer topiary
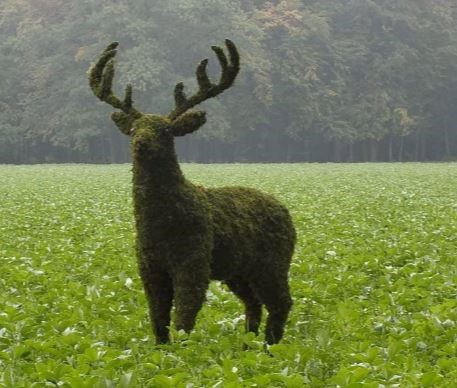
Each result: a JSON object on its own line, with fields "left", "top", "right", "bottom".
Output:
{"left": 88, "top": 40, "right": 296, "bottom": 345}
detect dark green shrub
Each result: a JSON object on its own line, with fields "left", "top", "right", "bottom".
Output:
{"left": 88, "top": 41, "right": 295, "bottom": 345}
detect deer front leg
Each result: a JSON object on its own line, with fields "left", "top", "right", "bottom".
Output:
{"left": 139, "top": 263, "right": 174, "bottom": 344}
{"left": 172, "top": 259, "right": 210, "bottom": 334}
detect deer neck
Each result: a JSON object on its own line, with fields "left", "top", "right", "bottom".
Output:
{"left": 132, "top": 144, "right": 186, "bottom": 201}
{"left": 132, "top": 149, "right": 187, "bottom": 245}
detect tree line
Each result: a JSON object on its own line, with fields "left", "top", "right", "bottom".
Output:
{"left": 1, "top": 0, "right": 457, "bottom": 163}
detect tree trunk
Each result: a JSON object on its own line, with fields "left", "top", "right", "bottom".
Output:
{"left": 444, "top": 126, "right": 451, "bottom": 159}
{"left": 369, "top": 139, "right": 377, "bottom": 162}
{"left": 348, "top": 143, "right": 354, "bottom": 162}
{"left": 388, "top": 135, "right": 394, "bottom": 162}
{"left": 333, "top": 140, "right": 342, "bottom": 162}
{"left": 415, "top": 131, "right": 421, "bottom": 161}
{"left": 398, "top": 136, "right": 404, "bottom": 162}
{"left": 108, "top": 132, "right": 116, "bottom": 163}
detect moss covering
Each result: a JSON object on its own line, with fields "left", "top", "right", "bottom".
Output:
{"left": 89, "top": 41, "right": 296, "bottom": 345}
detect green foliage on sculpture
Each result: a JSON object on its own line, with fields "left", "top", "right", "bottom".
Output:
{"left": 88, "top": 41, "right": 296, "bottom": 345}
{"left": 170, "top": 111, "right": 207, "bottom": 137}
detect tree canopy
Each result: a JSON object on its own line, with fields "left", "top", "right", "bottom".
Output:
{"left": 1, "top": 0, "right": 457, "bottom": 163}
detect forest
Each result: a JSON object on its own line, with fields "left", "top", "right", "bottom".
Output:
{"left": 1, "top": 0, "right": 457, "bottom": 163}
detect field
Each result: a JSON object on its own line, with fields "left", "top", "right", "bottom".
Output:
{"left": 1, "top": 163, "right": 456, "bottom": 387}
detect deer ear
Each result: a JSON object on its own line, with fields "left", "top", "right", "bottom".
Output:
{"left": 170, "top": 111, "right": 206, "bottom": 137}
{"left": 111, "top": 112, "right": 135, "bottom": 136}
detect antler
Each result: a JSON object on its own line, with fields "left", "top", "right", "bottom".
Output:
{"left": 169, "top": 39, "right": 240, "bottom": 120}
{"left": 88, "top": 42, "right": 142, "bottom": 119}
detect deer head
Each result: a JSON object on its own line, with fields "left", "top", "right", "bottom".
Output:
{"left": 88, "top": 40, "right": 239, "bottom": 158}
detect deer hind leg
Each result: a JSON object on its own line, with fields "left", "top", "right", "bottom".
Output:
{"left": 139, "top": 265, "right": 174, "bottom": 344}
{"left": 172, "top": 262, "right": 210, "bottom": 334}
{"left": 251, "top": 274, "right": 292, "bottom": 345}
{"left": 225, "top": 279, "right": 262, "bottom": 335}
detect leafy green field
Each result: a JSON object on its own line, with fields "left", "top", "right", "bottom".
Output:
{"left": 1, "top": 164, "right": 456, "bottom": 387}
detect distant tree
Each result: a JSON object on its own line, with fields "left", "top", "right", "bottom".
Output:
{"left": 0, "top": 0, "right": 456, "bottom": 162}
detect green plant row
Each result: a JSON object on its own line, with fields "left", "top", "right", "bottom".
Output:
{"left": 0, "top": 163, "right": 456, "bottom": 386}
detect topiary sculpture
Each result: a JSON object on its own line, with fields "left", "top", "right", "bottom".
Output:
{"left": 88, "top": 41, "right": 296, "bottom": 345}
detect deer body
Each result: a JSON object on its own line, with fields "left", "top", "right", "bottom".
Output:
{"left": 89, "top": 41, "right": 295, "bottom": 345}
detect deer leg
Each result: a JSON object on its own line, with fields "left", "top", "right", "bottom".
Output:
{"left": 172, "top": 262, "right": 210, "bottom": 334}
{"left": 225, "top": 279, "right": 262, "bottom": 335}
{"left": 251, "top": 275, "right": 292, "bottom": 345}
{"left": 139, "top": 265, "right": 174, "bottom": 344}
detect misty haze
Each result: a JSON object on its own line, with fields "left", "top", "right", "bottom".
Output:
{"left": 1, "top": 1, "right": 457, "bottom": 163}
{"left": 1, "top": 2, "right": 457, "bottom": 387}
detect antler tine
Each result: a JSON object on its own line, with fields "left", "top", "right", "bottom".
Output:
{"left": 223, "top": 39, "right": 240, "bottom": 85}
{"left": 88, "top": 42, "right": 141, "bottom": 118}
{"left": 174, "top": 82, "right": 187, "bottom": 108}
{"left": 169, "top": 39, "right": 240, "bottom": 120}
